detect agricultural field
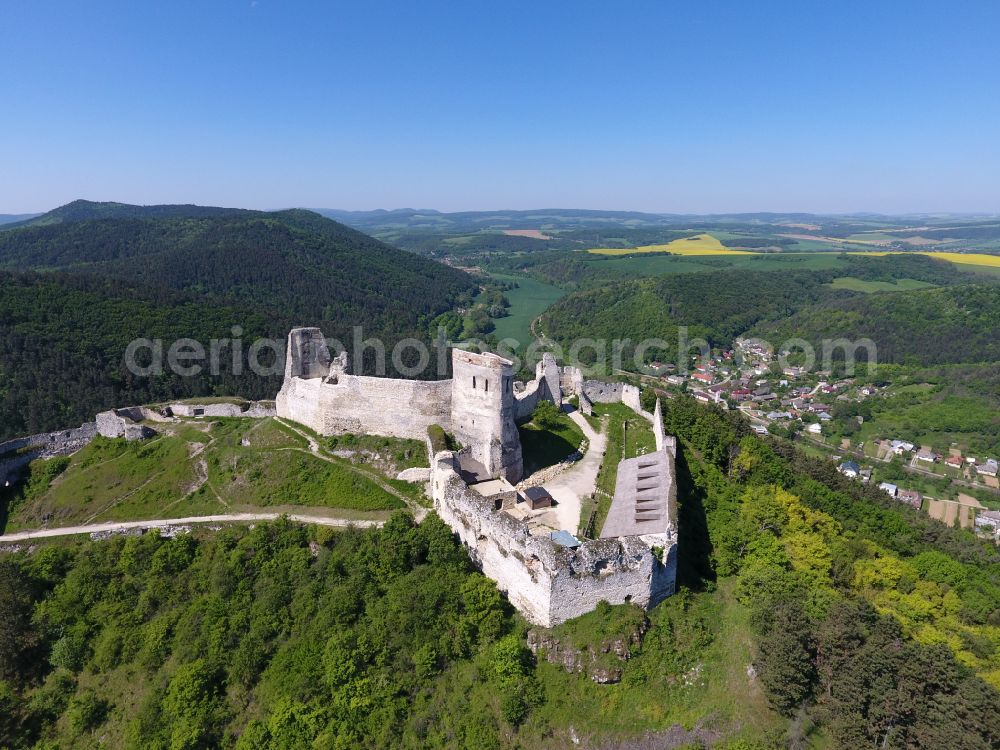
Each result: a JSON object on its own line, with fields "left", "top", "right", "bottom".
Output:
{"left": 1, "top": 417, "right": 413, "bottom": 532}
{"left": 587, "top": 233, "right": 752, "bottom": 256}
{"left": 592, "top": 250, "right": 854, "bottom": 277}
{"left": 487, "top": 272, "right": 566, "bottom": 350}
{"left": 827, "top": 276, "right": 936, "bottom": 292}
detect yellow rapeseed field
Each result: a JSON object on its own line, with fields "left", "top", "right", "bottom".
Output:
{"left": 587, "top": 233, "right": 753, "bottom": 256}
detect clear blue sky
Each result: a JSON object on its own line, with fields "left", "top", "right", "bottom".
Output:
{"left": 2, "top": 0, "right": 998, "bottom": 214}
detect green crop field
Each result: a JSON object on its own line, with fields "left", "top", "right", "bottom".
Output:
{"left": 488, "top": 273, "right": 566, "bottom": 350}
{"left": 827, "top": 276, "right": 936, "bottom": 292}
{"left": 593, "top": 251, "right": 853, "bottom": 277}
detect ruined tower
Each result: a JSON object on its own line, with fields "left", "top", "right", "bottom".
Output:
{"left": 449, "top": 349, "right": 523, "bottom": 483}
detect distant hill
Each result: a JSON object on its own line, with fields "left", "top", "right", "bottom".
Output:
{"left": 0, "top": 201, "right": 476, "bottom": 439}
{"left": 539, "top": 254, "right": 992, "bottom": 369}
{"left": 0, "top": 200, "right": 473, "bottom": 328}
{"left": 751, "top": 284, "right": 1000, "bottom": 366}
{"left": 0, "top": 213, "right": 40, "bottom": 226}
{"left": 315, "top": 207, "right": 1000, "bottom": 259}
{"left": 1, "top": 199, "right": 251, "bottom": 228}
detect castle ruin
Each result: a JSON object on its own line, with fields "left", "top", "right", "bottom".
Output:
{"left": 276, "top": 327, "right": 679, "bottom": 627}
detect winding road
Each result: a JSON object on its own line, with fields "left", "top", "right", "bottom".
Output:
{"left": 0, "top": 512, "right": 383, "bottom": 543}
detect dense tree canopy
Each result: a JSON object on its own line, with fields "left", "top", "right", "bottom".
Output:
{"left": 0, "top": 203, "right": 477, "bottom": 439}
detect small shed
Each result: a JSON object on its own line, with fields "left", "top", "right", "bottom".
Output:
{"left": 521, "top": 486, "right": 555, "bottom": 510}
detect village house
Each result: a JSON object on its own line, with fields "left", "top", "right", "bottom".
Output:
{"left": 889, "top": 439, "right": 915, "bottom": 455}
{"left": 839, "top": 460, "right": 861, "bottom": 478}
{"left": 897, "top": 489, "right": 923, "bottom": 508}
{"left": 879, "top": 481, "right": 898, "bottom": 497}
{"left": 976, "top": 459, "right": 999, "bottom": 478}
{"left": 975, "top": 510, "right": 1000, "bottom": 536}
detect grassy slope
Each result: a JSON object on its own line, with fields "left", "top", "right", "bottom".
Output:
{"left": 2, "top": 418, "right": 411, "bottom": 531}
{"left": 518, "top": 409, "right": 586, "bottom": 476}
{"left": 521, "top": 582, "right": 787, "bottom": 748}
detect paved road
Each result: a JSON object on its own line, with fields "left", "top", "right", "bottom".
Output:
{"left": 0, "top": 513, "right": 384, "bottom": 543}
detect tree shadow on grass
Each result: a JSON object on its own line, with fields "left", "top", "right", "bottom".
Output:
{"left": 519, "top": 427, "right": 577, "bottom": 476}
{"left": 674, "top": 446, "right": 715, "bottom": 590}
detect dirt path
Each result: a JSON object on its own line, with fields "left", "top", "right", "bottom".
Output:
{"left": 0, "top": 512, "right": 384, "bottom": 543}
{"left": 274, "top": 418, "right": 428, "bottom": 520}
{"left": 532, "top": 409, "right": 607, "bottom": 535}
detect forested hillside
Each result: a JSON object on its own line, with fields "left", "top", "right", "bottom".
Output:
{"left": 0, "top": 201, "right": 473, "bottom": 325}
{"left": 0, "top": 202, "right": 476, "bottom": 439}
{"left": 539, "top": 255, "right": 996, "bottom": 369}
{"left": 0, "top": 272, "right": 282, "bottom": 438}
{"left": 541, "top": 269, "right": 827, "bottom": 366}
{"left": 751, "top": 284, "right": 1000, "bottom": 366}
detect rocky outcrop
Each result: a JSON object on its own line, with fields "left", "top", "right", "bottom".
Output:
{"left": 526, "top": 617, "right": 649, "bottom": 684}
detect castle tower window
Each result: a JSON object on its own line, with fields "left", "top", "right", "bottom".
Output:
{"left": 485, "top": 379, "right": 489, "bottom": 393}
{"left": 473, "top": 376, "right": 477, "bottom": 389}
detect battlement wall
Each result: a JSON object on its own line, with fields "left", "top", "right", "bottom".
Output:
{"left": 431, "top": 452, "right": 677, "bottom": 627}
{"left": 277, "top": 373, "right": 453, "bottom": 440}
{"left": 513, "top": 379, "right": 541, "bottom": 423}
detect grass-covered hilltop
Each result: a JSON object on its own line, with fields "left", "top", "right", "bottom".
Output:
{"left": 2, "top": 395, "right": 999, "bottom": 748}
{"left": 0, "top": 201, "right": 477, "bottom": 440}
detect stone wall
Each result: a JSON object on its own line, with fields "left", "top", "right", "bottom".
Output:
{"left": 96, "top": 410, "right": 157, "bottom": 441}
{"left": 0, "top": 423, "right": 97, "bottom": 460}
{"left": 513, "top": 379, "right": 541, "bottom": 423}
{"left": 540, "top": 354, "right": 562, "bottom": 407}
{"left": 169, "top": 401, "right": 276, "bottom": 418}
{"left": 431, "top": 451, "right": 677, "bottom": 627}
{"left": 276, "top": 328, "right": 526, "bottom": 482}
{"left": 0, "top": 422, "right": 98, "bottom": 485}
{"left": 621, "top": 384, "right": 644, "bottom": 416}
{"left": 278, "top": 372, "right": 453, "bottom": 440}
{"left": 582, "top": 380, "right": 627, "bottom": 404}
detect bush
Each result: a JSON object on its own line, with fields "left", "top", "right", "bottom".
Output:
{"left": 531, "top": 400, "right": 563, "bottom": 431}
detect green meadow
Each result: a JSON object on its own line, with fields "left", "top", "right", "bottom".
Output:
{"left": 827, "top": 276, "right": 936, "bottom": 292}
{"left": 488, "top": 273, "right": 566, "bottom": 349}
{"left": 1, "top": 418, "right": 410, "bottom": 532}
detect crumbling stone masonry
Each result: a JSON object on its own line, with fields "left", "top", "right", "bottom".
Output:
{"left": 276, "top": 327, "right": 564, "bottom": 482}
{"left": 275, "top": 328, "right": 679, "bottom": 626}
